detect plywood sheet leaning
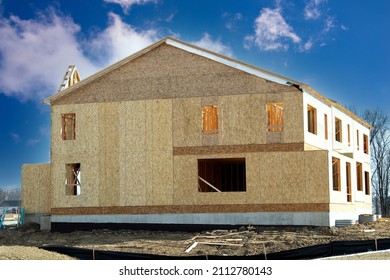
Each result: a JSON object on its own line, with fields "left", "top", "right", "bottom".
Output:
{"left": 21, "top": 164, "right": 51, "bottom": 214}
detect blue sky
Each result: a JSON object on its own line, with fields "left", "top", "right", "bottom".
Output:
{"left": 0, "top": 0, "right": 389, "bottom": 190}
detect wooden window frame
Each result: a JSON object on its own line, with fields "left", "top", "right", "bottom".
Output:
{"left": 324, "top": 114, "right": 328, "bottom": 140}
{"left": 307, "top": 105, "right": 317, "bottom": 134}
{"left": 61, "top": 113, "right": 76, "bottom": 140}
{"left": 202, "top": 105, "right": 218, "bottom": 134}
{"left": 364, "top": 171, "right": 370, "bottom": 195}
{"left": 346, "top": 162, "right": 352, "bottom": 202}
{"left": 356, "top": 162, "right": 363, "bottom": 191}
{"left": 65, "top": 163, "right": 81, "bottom": 196}
{"left": 347, "top": 124, "right": 351, "bottom": 146}
{"left": 267, "top": 103, "right": 284, "bottom": 132}
{"left": 332, "top": 157, "right": 341, "bottom": 191}
{"left": 363, "top": 134, "right": 369, "bottom": 154}
{"left": 335, "top": 117, "right": 342, "bottom": 143}
{"left": 356, "top": 130, "right": 360, "bottom": 150}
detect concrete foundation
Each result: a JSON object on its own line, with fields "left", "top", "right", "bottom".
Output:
{"left": 52, "top": 211, "right": 331, "bottom": 227}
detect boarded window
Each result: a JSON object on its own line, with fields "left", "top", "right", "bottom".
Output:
{"left": 267, "top": 103, "right": 284, "bottom": 132}
{"left": 356, "top": 162, "right": 363, "bottom": 191}
{"left": 332, "top": 157, "right": 341, "bottom": 191}
{"left": 307, "top": 105, "right": 317, "bottom": 134}
{"left": 324, "top": 114, "right": 328, "bottom": 140}
{"left": 198, "top": 158, "right": 246, "bottom": 192}
{"left": 61, "top": 113, "right": 76, "bottom": 140}
{"left": 202, "top": 106, "right": 218, "bottom": 134}
{"left": 65, "top": 163, "right": 81, "bottom": 196}
{"left": 365, "top": 171, "right": 370, "bottom": 195}
{"left": 335, "top": 118, "right": 342, "bottom": 142}
{"left": 346, "top": 162, "right": 352, "bottom": 202}
{"left": 363, "top": 134, "right": 369, "bottom": 154}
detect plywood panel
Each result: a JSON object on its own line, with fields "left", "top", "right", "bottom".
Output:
{"left": 220, "top": 94, "right": 260, "bottom": 145}
{"left": 119, "top": 151, "right": 147, "bottom": 206}
{"left": 21, "top": 164, "right": 51, "bottom": 214}
{"left": 119, "top": 100, "right": 146, "bottom": 152}
{"left": 145, "top": 99, "right": 172, "bottom": 150}
{"left": 98, "top": 103, "right": 120, "bottom": 206}
{"left": 284, "top": 91, "right": 304, "bottom": 143}
{"left": 172, "top": 98, "right": 202, "bottom": 147}
{"left": 243, "top": 153, "right": 261, "bottom": 204}
{"left": 173, "top": 156, "right": 198, "bottom": 205}
{"left": 258, "top": 152, "right": 283, "bottom": 203}
{"left": 146, "top": 150, "right": 174, "bottom": 205}
{"left": 281, "top": 152, "right": 305, "bottom": 203}
{"left": 305, "top": 150, "right": 329, "bottom": 203}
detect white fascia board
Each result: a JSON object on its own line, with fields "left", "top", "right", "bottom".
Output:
{"left": 166, "top": 38, "right": 292, "bottom": 86}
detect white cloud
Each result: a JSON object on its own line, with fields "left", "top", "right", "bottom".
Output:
{"left": 0, "top": 10, "right": 99, "bottom": 101}
{"left": 245, "top": 8, "right": 301, "bottom": 51}
{"left": 191, "top": 33, "right": 233, "bottom": 57}
{"left": 304, "top": 0, "right": 326, "bottom": 20}
{"left": 223, "top": 12, "right": 243, "bottom": 30}
{"left": 0, "top": 10, "right": 159, "bottom": 102}
{"left": 104, "top": 0, "right": 158, "bottom": 14}
{"left": 324, "top": 16, "right": 335, "bottom": 32}
{"left": 87, "top": 12, "right": 158, "bottom": 66}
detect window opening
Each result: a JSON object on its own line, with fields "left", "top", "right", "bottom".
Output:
{"left": 347, "top": 124, "right": 351, "bottom": 146}
{"left": 356, "top": 162, "right": 363, "bottom": 191}
{"left": 202, "top": 106, "right": 218, "bottom": 134}
{"left": 356, "top": 130, "right": 360, "bottom": 150}
{"left": 65, "top": 163, "right": 81, "bottom": 196}
{"left": 364, "top": 171, "right": 370, "bottom": 195}
{"left": 307, "top": 105, "right": 317, "bottom": 134}
{"left": 363, "top": 134, "right": 369, "bottom": 154}
{"left": 61, "top": 113, "right": 76, "bottom": 140}
{"left": 324, "top": 114, "right": 328, "bottom": 140}
{"left": 198, "top": 158, "right": 246, "bottom": 192}
{"left": 335, "top": 118, "right": 342, "bottom": 142}
{"left": 332, "top": 157, "right": 341, "bottom": 191}
{"left": 267, "top": 103, "right": 284, "bottom": 132}
{"left": 346, "top": 162, "right": 352, "bottom": 202}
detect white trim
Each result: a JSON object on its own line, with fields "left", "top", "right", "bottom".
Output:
{"left": 166, "top": 38, "right": 293, "bottom": 85}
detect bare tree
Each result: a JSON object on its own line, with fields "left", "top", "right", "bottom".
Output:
{"left": 0, "top": 188, "right": 6, "bottom": 204}
{"left": 5, "top": 187, "right": 21, "bottom": 201}
{"left": 363, "top": 109, "right": 390, "bottom": 217}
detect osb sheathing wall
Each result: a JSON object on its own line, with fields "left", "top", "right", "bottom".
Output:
{"left": 173, "top": 92, "right": 304, "bottom": 147}
{"left": 21, "top": 164, "right": 51, "bottom": 213}
{"left": 173, "top": 150, "right": 329, "bottom": 206}
{"left": 51, "top": 99, "right": 173, "bottom": 208}
{"left": 52, "top": 43, "right": 297, "bottom": 106}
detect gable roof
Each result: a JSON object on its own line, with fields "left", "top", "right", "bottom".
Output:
{"left": 43, "top": 36, "right": 370, "bottom": 128}
{"left": 44, "top": 36, "right": 302, "bottom": 105}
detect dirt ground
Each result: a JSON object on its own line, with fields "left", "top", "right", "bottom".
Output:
{"left": 0, "top": 221, "right": 390, "bottom": 260}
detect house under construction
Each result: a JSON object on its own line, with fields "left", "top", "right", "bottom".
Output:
{"left": 21, "top": 37, "right": 372, "bottom": 230}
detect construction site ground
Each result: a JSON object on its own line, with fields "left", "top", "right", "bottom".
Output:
{"left": 0, "top": 221, "right": 390, "bottom": 260}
